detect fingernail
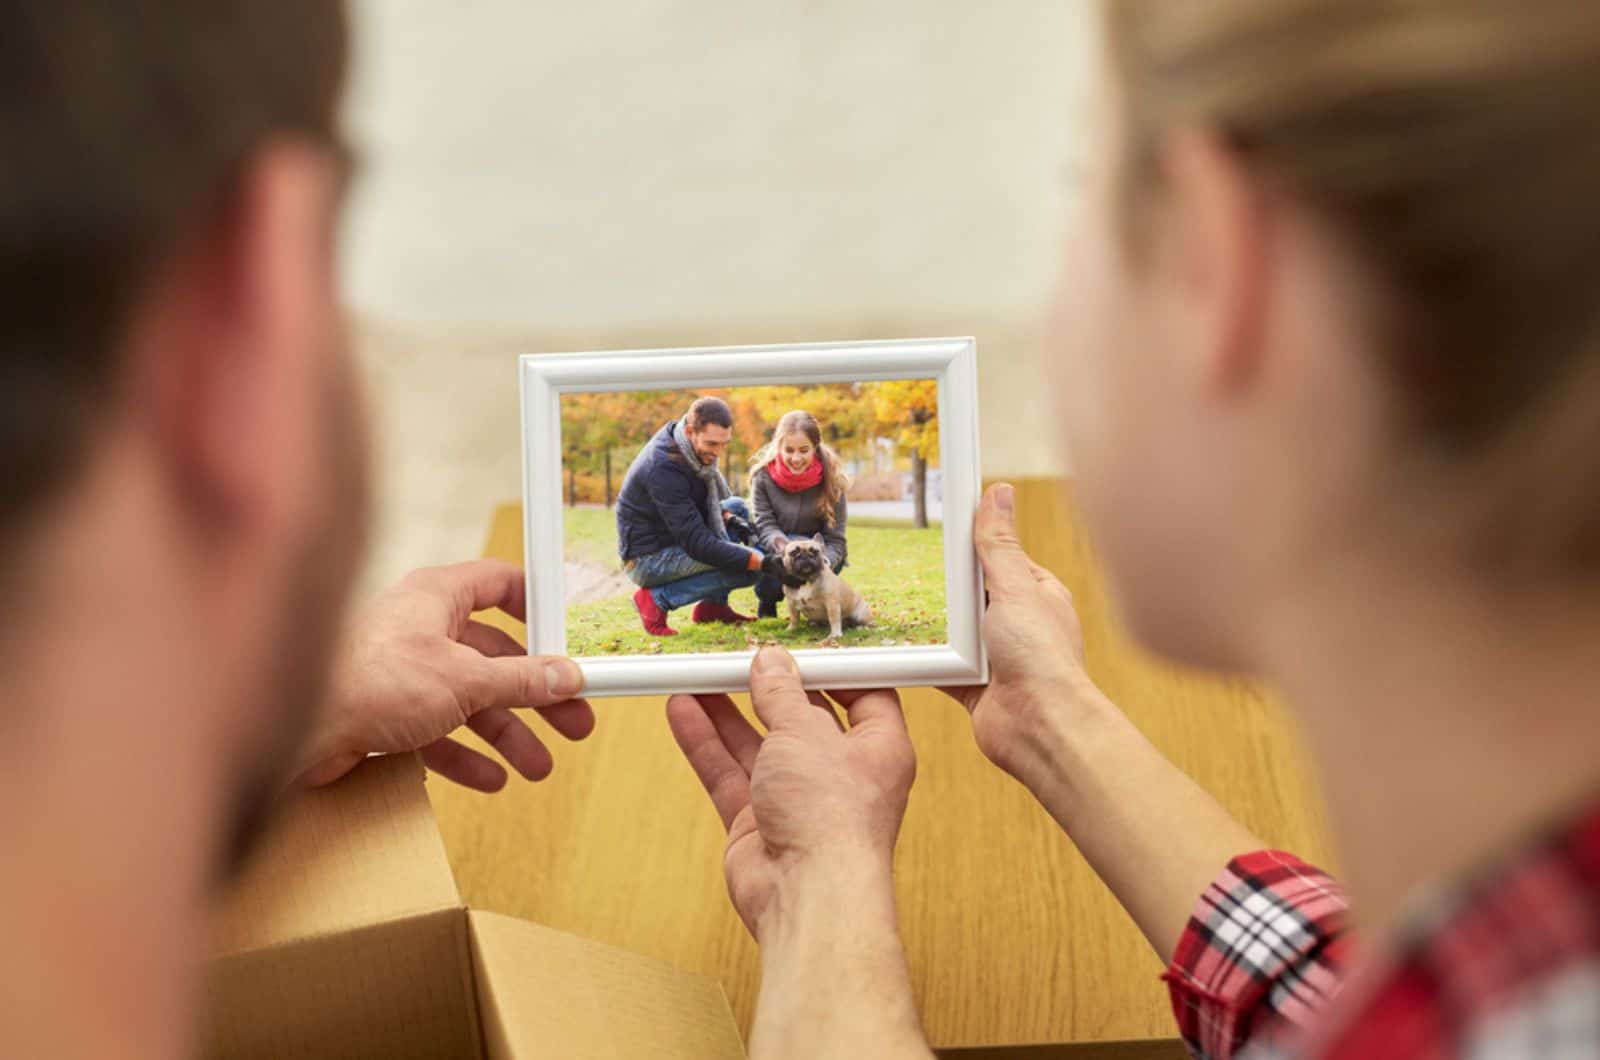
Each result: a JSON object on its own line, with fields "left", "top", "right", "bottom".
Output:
{"left": 995, "top": 483, "right": 1015, "bottom": 514}
{"left": 754, "top": 646, "right": 796, "bottom": 676}
{"left": 545, "top": 660, "right": 583, "bottom": 698}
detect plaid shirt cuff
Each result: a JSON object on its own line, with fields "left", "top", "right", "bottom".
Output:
{"left": 1164, "top": 850, "right": 1351, "bottom": 1059}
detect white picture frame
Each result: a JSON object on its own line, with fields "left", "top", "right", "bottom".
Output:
{"left": 519, "top": 337, "right": 987, "bottom": 698}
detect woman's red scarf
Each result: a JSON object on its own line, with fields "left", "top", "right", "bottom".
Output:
{"left": 767, "top": 454, "right": 824, "bottom": 493}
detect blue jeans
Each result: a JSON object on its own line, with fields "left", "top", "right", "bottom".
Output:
{"left": 629, "top": 546, "right": 758, "bottom": 612}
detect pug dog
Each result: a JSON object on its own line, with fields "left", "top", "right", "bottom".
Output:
{"left": 780, "top": 535, "right": 873, "bottom": 643}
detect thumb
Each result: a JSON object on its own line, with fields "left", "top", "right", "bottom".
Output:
{"left": 749, "top": 646, "right": 829, "bottom": 734}
{"left": 467, "top": 653, "right": 587, "bottom": 714}
{"left": 974, "top": 483, "right": 1036, "bottom": 601}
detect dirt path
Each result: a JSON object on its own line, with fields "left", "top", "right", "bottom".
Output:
{"left": 564, "top": 560, "right": 635, "bottom": 605}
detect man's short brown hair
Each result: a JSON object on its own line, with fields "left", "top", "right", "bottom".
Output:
{"left": 686, "top": 396, "right": 733, "bottom": 431}
{"left": 0, "top": 1, "right": 349, "bottom": 536}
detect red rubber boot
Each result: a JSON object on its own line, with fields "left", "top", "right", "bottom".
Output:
{"left": 692, "top": 600, "right": 754, "bottom": 625}
{"left": 634, "top": 587, "right": 678, "bottom": 636}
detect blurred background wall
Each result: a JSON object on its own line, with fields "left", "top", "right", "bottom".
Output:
{"left": 342, "top": 0, "right": 1096, "bottom": 586}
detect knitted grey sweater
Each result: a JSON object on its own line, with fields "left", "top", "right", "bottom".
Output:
{"left": 749, "top": 466, "right": 848, "bottom": 570}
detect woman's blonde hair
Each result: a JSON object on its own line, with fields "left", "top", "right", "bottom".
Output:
{"left": 1106, "top": 0, "right": 1600, "bottom": 570}
{"left": 750, "top": 410, "right": 853, "bottom": 528}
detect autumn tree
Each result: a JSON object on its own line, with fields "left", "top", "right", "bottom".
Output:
{"left": 740, "top": 383, "right": 880, "bottom": 468}
{"left": 560, "top": 382, "right": 934, "bottom": 512}
{"left": 868, "top": 379, "right": 940, "bottom": 528}
{"left": 561, "top": 390, "right": 681, "bottom": 506}
{"left": 790, "top": 384, "right": 874, "bottom": 457}
{"left": 559, "top": 404, "right": 590, "bottom": 507}
{"left": 586, "top": 391, "right": 644, "bottom": 506}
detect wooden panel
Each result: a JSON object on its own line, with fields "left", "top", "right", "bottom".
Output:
{"left": 426, "top": 478, "right": 1332, "bottom": 1048}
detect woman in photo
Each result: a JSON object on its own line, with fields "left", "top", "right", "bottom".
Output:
{"left": 748, "top": 409, "right": 851, "bottom": 619}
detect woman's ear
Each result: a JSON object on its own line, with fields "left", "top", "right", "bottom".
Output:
{"left": 1159, "top": 128, "right": 1272, "bottom": 396}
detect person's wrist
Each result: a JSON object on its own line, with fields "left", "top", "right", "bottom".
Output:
{"left": 756, "top": 842, "right": 896, "bottom": 950}
{"left": 1006, "top": 676, "right": 1128, "bottom": 824}
{"left": 289, "top": 705, "right": 354, "bottom": 787}
{"left": 747, "top": 842, "right": 925, "bottom": 1059}
{"left": 989, "top": 668, "right": 1117, "bottom": 791}
{"left": 289, "top": 641, "right": 365, "bottom": 785}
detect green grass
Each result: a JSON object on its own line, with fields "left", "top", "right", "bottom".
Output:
{"left": 563, "top": 505, "right": 622, "bottom": 567}
{"left": 562, "top": 505, "right": 947, "bottom": 655}
{"left": 850, "top": 516, "right": 942, "bottom": 530}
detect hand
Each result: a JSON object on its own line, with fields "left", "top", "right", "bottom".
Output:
{"left": 667, "top": 646, "right": 915, "bottom": 938}
{"left": 942, "top": 484, "right": 1099, "bottom": 792}
{"left": 759, "top": 552, "right": 789, "bottom": 581}
{"left": 297, "top": 560, "right": 595, "bottom": 791}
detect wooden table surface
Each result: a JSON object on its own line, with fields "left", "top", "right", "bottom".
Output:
{"left": 427, "top": 478, "right": 1333, "bottom": 1055}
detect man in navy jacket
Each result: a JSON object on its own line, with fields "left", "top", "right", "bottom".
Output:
{"left": 616, "top": 397, "right": 788, "bottom": 635}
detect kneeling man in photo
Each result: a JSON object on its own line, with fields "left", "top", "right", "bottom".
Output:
{"left": 616, "top": 397, "right": 788, "bottom": 636}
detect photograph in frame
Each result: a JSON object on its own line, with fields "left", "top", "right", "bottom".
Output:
{"left": 520, "top": 338, "right": 986, "bottom": 697}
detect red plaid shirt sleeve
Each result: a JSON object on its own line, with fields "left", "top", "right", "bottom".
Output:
{"left": 1163, "top": 850, "right": 1353, "bottom": 1059}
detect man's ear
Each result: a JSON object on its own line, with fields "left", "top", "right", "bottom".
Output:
{"left": 136, "top": 138, "right": 341, "bottom": 534}
{"left": 1157, "top": 129, "right": 1272, "bottom": 396}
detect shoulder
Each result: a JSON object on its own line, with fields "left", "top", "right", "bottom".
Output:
{"left": 645, "top": 448, "right": 691, "bottom": 489}
{"left": 752, "top": 468, "right": 783, "bottom": 502}
{"left": 649, "top": 427, "right": 686, "bottom": 466}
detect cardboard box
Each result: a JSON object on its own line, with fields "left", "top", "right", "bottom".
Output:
{"left": 205, "top": 753, "right": 746, "bottom": 1058}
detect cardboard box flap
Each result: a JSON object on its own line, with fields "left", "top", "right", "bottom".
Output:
{"left": 206, "top": 907, "right": 481, "bottom": 1060}
{"left": 211, "top": 753, "right": 460, "bottom": 956}
{"left": 468, "top": 910, "right": 746, "bottom": 1060}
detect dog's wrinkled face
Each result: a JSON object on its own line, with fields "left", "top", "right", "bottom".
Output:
{"left": 782, "top": 538, "right": 826, "bottom": 582}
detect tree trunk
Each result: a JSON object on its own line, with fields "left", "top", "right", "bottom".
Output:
{"left": 911, "top": 450, "right": 928, "bottom": 529}
{"left": 567, "top": 465, "right": 576, "bottom": 508}
{"left": 604, "top": 448, "right": 614, "bottom": 508}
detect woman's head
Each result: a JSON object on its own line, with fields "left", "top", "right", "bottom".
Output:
{"left": 754, "top": 410, "right": 852, "bottom": 526}
{"left": 774, "top": 413, "right": 820, "bottom": 474}
{"left": 1054, "top": 0, "right": 1600, "bottom": 667}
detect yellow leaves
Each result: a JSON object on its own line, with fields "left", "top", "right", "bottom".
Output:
{"left": 561, "top": 378, "right": 942, "bottom": 491}
{"left": 870, "top": 379, "right": 941, "bottom": 463}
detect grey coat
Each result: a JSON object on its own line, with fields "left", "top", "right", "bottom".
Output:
{"left": 750, "top": 466, "right": 848, "bottom": 570}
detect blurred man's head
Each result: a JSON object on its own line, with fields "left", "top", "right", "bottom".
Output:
{"left": 684, "top": 396, "right": 734, "bottom": 466}
{"left": 1, "top": 0, "right": 367, "bottom": 878}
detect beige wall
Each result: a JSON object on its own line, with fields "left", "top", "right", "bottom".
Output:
{"left": 342, "top": 1, "right": 1095, "bottom": 583}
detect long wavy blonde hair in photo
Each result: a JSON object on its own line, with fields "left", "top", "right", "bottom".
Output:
{"left": 750, "top": 410, "right": 852, "bottom": 528}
